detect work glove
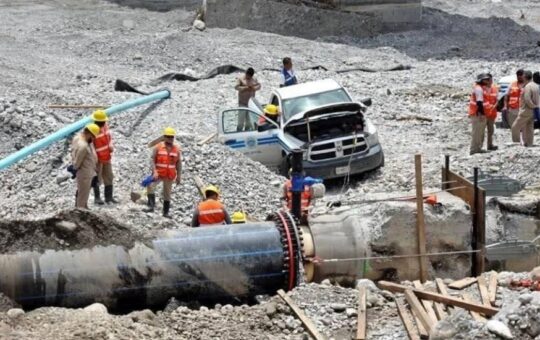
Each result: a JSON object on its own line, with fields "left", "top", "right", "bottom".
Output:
{"left": 534, "top": 107, "right": 540, "bottom": 122}
{"left": 66, "top": 164, "right": 77, "bottom": 179}
{"left": 476, "top": 101, "right": 484, "bottom": 116}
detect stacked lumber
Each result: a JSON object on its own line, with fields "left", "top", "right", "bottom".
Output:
{"left": 380, "top": 271, "right": 499, "bottom": 340}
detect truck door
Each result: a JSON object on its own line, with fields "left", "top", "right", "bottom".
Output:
{"left": 218, "top": 108, "right": 282, "bottom": 167}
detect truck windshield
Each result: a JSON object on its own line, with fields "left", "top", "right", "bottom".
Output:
{"left": 282, "top": 89, "right": 351, "bottom": 121}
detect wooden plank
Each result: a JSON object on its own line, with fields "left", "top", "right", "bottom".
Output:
{"left": 435, "top": 278, "right": 453, "bottom": 313}
{"left": 433, "top": 299, "right": 447, "bottom": 320}
{"left": 404, "top": 289, "right": 435, "bottom": 334}
{"left": 414, "top": 154, "right": 428, "bottom": 283}
{"left": 462, "top": 293, "right": 487, "bottom": 322}
{"left": 488, "top": 272, "right": 498, "bottom": 305}
{"left": 192, "top": 175, "right": 206, "bottom": 198}
{"left": 477, "top": 276, "right": 491, "bottom": 307}
{"left": 378, "top": 281, "right": 499, "bottom": 316}
{"left": 475, "top": 179, "right": 487, "bottom": 275}
{"left": 48, "top": 104, "right": 107, "bottom": 109}
{"left": 413, "top": 281, "right": 438, "bottom": 322}
{"left": 356, "top": 286, "right": 367, "bottom": 340}
{"left": 445, "top": 170, "right": 475, "bottom": 206}
{"left": 396, "top": 299, "right": 421, "bottom": 340}
{"left": 147, "top": 135, "right": 165, "bottom": 148}
{"left": 197, "top": 132, "right": 217, "bottom": 146}
{"left": 448, "top": 277, "right": 477, "bottom": 290}
{"left": 277, "top": 290, "right": 327, "bottom": 340}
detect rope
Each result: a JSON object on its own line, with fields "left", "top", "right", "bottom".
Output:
{"left": 314, "top": 249, "right": 481, "bottom": 264}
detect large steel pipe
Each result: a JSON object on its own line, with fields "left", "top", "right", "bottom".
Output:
{"left": 0, "top": 223, "right": 288, "bottom": 310}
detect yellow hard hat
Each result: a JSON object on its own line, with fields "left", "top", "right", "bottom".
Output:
{"left": 264, "top": 104, "right": 279, "bottom": 116}
{"left": 91, "top": 110, "right": 108, "bottom": 122}
{"left": 85, "top": 123, "right": 100, "bottom": 137}
{"left": 204, "top": 185, "right": 220, "bottom": 197}
{"left": 231, "top": 211, "right": 246, "bottom": 223}
{"left": 163, "top": 127, "right": 176, "bottom": 137}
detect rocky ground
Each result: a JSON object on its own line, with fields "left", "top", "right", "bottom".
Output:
{"left": 1, "top": 0, "right": 540, "bottom": 338}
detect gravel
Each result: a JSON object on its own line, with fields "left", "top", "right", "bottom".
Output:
{"left": 1, "top": 0, "right": 540, "bottom": 338}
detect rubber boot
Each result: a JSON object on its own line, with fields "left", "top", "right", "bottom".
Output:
{"left": 163, "top": 201, "right": 172, "bottom": 219}
{"left": 143, "top": 194, "right": 155, "bottom": 213}
{"left": 93, "top": 185, "right": 105, "bottom": 205}
{"left": 105, "top": 185, "right": 119, "bottom": 204}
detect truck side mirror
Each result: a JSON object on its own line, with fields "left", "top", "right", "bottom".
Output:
{"left": 361, "top": 98, "right": 372, "bottom": 107}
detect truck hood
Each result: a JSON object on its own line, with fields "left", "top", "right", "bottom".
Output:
{"left": 283, "top": 102, "right": 365, "bottom": 128}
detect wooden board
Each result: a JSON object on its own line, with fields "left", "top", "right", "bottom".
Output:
{"left": 356, "top": 286, "right": 367, "bottom": 340}
{"left": 414, "top": 155, "right": 428, "bottom": 283}
{"left": 435, "top": 278, "right": 453, "bottom": 313}
{"left": 404, "top": 289, "right": 435, "bottom": 334}
{"left": 197, "top": 132, "right": 217, "bottom": 146}
{"left": 193, "top": 175, "right": 206, "bottom": 198}
{"left": 488, "top": 272, "right": 498, "bottom": 305}
{"left": 48, "top": 104, "right": 107, "bottom": 109}
{"left": 396, "top": 299, "right": 421, "bottom": 340}
{"left": 413, "top": 281, "right": 439, "bottom": 322}
{"left": 462, "top": 293, "right": 487, "bottom": 322}
{"left": 277, "top": 290, "right": 327, "bottom": 340}
{"left": 477, "top": 276, "right": 491, "bottom": 307}
{"left": 378, "top": 281, "right": 499, "bottom": 316}
{"left": 147, "top": 135, "right": 165, "bottom": 148}
{"left": 448, "top": 277, "right": 477, "bottom": 290}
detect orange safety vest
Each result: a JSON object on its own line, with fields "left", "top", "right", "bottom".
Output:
{"left": 154, "top": 142, "right": 180, "bottom": 180}
{"left": 508, "top": 81, "right": 522, "bottom": 110}
{"left": 198, "top": 199, "right": 226, "bottom": 225}
{"left": 468, "top": 84, "right": 490, "bottom": 116}
{"left": 285, "top": 180, "right": 311, "bottom": 211}
{"left": 93, "top": 124, "right": 112, "bottom": 163}
{"left": 485, "top": 85, "right": 498, "bottom": 120}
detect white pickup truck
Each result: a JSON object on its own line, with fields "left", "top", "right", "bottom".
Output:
{"left": 217, "top": 79, "right": 384, "bottom": 179}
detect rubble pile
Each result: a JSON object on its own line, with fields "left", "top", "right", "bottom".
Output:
{"left": 0, "top": 0, "right": 540, "bottom": 338}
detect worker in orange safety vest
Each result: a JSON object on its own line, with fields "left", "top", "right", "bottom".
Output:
{"left": 484, "top": 74, "right": 499, "bottom": 151}
{"left": 503, "top": 69, "right": 525, "bottom": 129}
{"left": 91, "top": 110, "right": 118, "bottom": 205}
{"left": 143, "top": 127, "right": 182, "bottom": 218}
{"left": 192, "top": 185, "right": 232, "bottom": 227}
{"left": 282, "top": 169, "right": 313, "bottom": 218}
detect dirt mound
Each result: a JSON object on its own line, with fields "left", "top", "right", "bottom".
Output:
{"left": 0, "top": 209, "right": 143, "bottom": 254}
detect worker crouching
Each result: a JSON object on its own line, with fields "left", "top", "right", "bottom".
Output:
{"left": 192, "top": 185, "right": 232, "bottom": 227}
{"left": 143, "top": 127, "right": 182, "bottom": 218}
{"left": 71, "top": 124, "right": 100, "bottom": 209}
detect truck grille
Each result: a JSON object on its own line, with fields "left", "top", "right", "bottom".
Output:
{"left": 308, "top": 136, "right": 368, "bottom": 162}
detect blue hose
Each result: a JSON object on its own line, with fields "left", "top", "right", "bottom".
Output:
{"left": 0, "top": 90, "right": 171, "bottom": 171}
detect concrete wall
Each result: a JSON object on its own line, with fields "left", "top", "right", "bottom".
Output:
{"left": 206, "top": 0, "right": 382, "bottom": 40}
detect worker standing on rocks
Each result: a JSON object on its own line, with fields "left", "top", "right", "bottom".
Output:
{"left": 512, "top": 70, "right": 540, "bottom": 146}
{"left": 485, "top": 74, "right": 499, "bottom": 151}
{"left": 282, "top": 170, "right": 312, "bottom": 218}
{"left": 235, "top": 67, "right": 261, "bottom": 131}
{"left": 71, "top": 124, "right": 100, "bottom": 209}
{"left": 503, "top": 69, "right": 525, "bottom": 128}
{"left": 191, "top": 185, "right": 232, "bottom": 227}
{"left": 280, "top": 57, "right": 298, "bottom": 87}
{"left": 91, "top": 110, "right": 118, "bottom": 205}
{"left": 143, "top": 127, "right": 181, "bottom": 218}
{"left": 468, "top": 73, "right": 490, "bottom": 155}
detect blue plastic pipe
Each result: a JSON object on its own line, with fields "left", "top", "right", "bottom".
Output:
{"left": 0, "top": 90, "right": 171, "bottom": 171}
